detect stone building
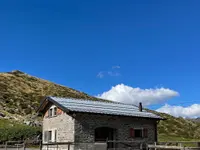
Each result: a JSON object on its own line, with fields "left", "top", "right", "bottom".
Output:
{"left": 37, "top": 97, "right": 163, "bottom": 150}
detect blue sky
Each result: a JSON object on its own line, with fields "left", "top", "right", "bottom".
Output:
{"left": 1, "top": 0, "right": 200, "bottom": 117}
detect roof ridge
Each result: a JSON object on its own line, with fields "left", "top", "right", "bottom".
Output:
{"left": 49, "top": 96, "right": 140, "bottom": 107}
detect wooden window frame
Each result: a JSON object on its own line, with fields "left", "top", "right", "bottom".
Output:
{"left": 53, "top": 107, "right": 57, "bottom": 117}
{"left": 44, "top": 129, "right": 58, "bottom": 143}
{"left": 130, "top": 128, "right": 148, "bottom": 138}
{"left": 48, "top": 106, "right": 57, "bottom": 118}
{"left": 48, "top": 131, "right": 52, "bottom": 142}
{"left": 134, "top": 128, "right": 143, "bottom": 138}
{"left": 48, "top": 108, "right": 53, "bottom": 117}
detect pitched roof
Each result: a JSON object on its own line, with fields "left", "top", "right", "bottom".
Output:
{"left": 39, "top": 96, "right": 163, "bottom": 120}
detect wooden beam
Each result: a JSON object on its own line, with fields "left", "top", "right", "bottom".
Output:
{"left": 148, "top": 144, "right": 182, "bottom": 149}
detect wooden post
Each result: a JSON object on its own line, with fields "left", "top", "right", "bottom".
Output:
{"left": 140, "top": 143, "right": 143, "bottom": 150}
{"left": 57, "top": 143, "right": 58, "bottom": 150}
{"left": 106, "top": 139, "right": 109, "bottom": 150}
{"left": 146, "top": 143, "right": 149, "bottom": 150}
{"left": 179, "top": 143, "right": 185, "bottom": 150}
{"left": 154, "top": 142, "right": 157, "bottom": 150}
{"left": 68, "top": 143, "right": 70, "bottom": 150}
{"left": 179, "top": 143, "right": 182, "bottom": 148}
{"left": 5, "top": 141, "right": 7, "bottom": 150}
{"left": 23, "top": 141, "right": 26, "bottom": 150}
{"left": 85, "top": 143, "right": 88, "bottom": 150}
{"left": 106, "top": 139, "right": 108, "bottom": 150}
{"left": 40, "top": 141, "right": 42, "bottom": 150}
{"left": 197, "top": 142, "right": 200, "bottom": 148}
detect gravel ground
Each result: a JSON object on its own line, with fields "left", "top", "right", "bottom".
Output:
{"left": 0, "top": 148, "right": 39, "bottom": 150}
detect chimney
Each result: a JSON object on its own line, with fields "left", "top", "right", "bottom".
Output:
{"left": 139, "top": 102, "right": 143, "bottom": 112}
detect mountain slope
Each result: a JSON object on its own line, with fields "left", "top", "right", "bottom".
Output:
{"left": 152, "top": 111, "right": 200, "bottom": 140}
{"left": 0, "top": 70, "right": 104, "bottom": 116}
{"left": 0, "top": 70, "right": 200, "bottom": 141}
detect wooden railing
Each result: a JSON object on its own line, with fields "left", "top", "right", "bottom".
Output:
{"left": 0, "top": 140, "right": 42, "bottom": 150}
{"left": 1, "top": 140, "right": 200, "bottom": 150}
{"left": 148, "top": 142, "right": 200, "bottom": 150}
{"left": 107, "top": 140, "right": 145, "bottom": 150}
{"left": 0, "top": 141, "right": 25, "bottom": 150}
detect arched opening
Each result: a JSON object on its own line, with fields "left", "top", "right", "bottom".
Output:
{"left": 95, "top": 127, "right": 116, "bottom": 148}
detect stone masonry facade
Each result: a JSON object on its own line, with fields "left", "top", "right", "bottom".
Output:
{"left": 74, "top": 113, "right": 157, "bottom": 143}
{"left": 43, "top": 105, "right": 75, "bottom": 143}
{"left": 42, "top": 104, "right": 157, "bottom": 150}
{"left": 42, "top": 105, "right": 75, "bottom": 150}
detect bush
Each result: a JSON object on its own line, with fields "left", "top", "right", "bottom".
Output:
{"left": 0, "top": 120, "right": 41, "bottom": 142}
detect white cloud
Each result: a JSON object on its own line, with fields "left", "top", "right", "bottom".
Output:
{"left": 156, "top": 104, "right": 200, "bottom": 118}
{"left": 97, "top": 66, "right": 121, "bottom": 78}
{"left": 108, "top": 71, "right": 120, "bottom": 77}
{"left": 97, "top": 72, "right": 104, "bottom": 78}
{"left": 97, "top": 84, "right": 179, "bottom": 106}
{"left": 112, "top": 66, "right": 120, "bottom": 69}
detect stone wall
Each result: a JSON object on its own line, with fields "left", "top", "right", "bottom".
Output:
{"left": 42, "top": 105, "right": 75, "bottom": 143}
{"left": 42, "top": 106, "right": 158, "bottom": 150}
{"left": 74, "top": 113, "right": 157, "bottom": 144}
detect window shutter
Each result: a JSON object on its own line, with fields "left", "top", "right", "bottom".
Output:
{"left": 143, "top": 128, "right": 148, "bottom": 138}
{"left": 44, "top": 131, "right": 48, "bottom": 142}
{"left": 130, "top": 128, "right": 135, "bottom": 138}
{"left": 54, "top": 130, "right": 57, "bottom": 142}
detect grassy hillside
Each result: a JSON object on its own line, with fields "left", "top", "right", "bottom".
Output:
{"left": 151, "top": 111, "right": 200, "bottom": 141}
{"left": 0, "top": 70, "right": 200, "bottom": 141}
{"left": 0, "top": 70, "right": 104, "bottom": 116}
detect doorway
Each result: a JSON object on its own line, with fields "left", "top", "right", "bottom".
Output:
{"left": 95, "top": 127, "right": 116, "bottom": 148}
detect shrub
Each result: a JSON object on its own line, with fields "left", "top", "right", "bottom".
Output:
{"left": 0, "top": 120, "right": 41, "bottom": 142}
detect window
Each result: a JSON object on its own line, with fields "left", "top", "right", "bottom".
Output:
{"left": 130, "top": 128, "right": 148, "bottom": 138}
{"left": 48, "top": 107, "right": 57, "bottom": 117}
{"left": 48, "top": 108, "right": 53, "bottom": 117}
{"left": 134, "top": 129, "right": 143, "bottom": 138}
{"left": 48, "top": 131, "right": 52, "bottom": 142}
{"left": 44, "top": 130, "right": 57, "bottom": 143}
{"left": 53, "top": 107, "right": 57, "bottom": 116}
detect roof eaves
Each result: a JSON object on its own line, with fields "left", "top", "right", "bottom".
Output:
{"left": 73, "top": 111, "right": 164, "bottom": 120}
{"left": 36, "top": 97, "right": 49, "bottom": 113}
{"left": 47, "top": 96, "right": 70, "bottom": 113}
{"left": 37, "top": 96, "right": 71, "bottom": 114}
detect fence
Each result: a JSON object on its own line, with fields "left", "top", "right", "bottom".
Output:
{"left": 0, "top": 141, "right": 146, "bottom": 150}
{"left": 1, "top": 141, "right": 200, "bottom": 150}
{"left": 41, "top": 141, "right": 151, "bottom": 150}
{"left": 42, "top": 142, "right": 95, "bottom": 150}
{"left": 107, "top": 141, "right": 146, "bottom": 150}
{"left": 148, "top": 141, "right": 200, "bottom": 150}
{"left": 0, "top": 141, "right": 41, "bottom": 150}
{"left": 41, "top": 141, "right": 200, "bottom": 150}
